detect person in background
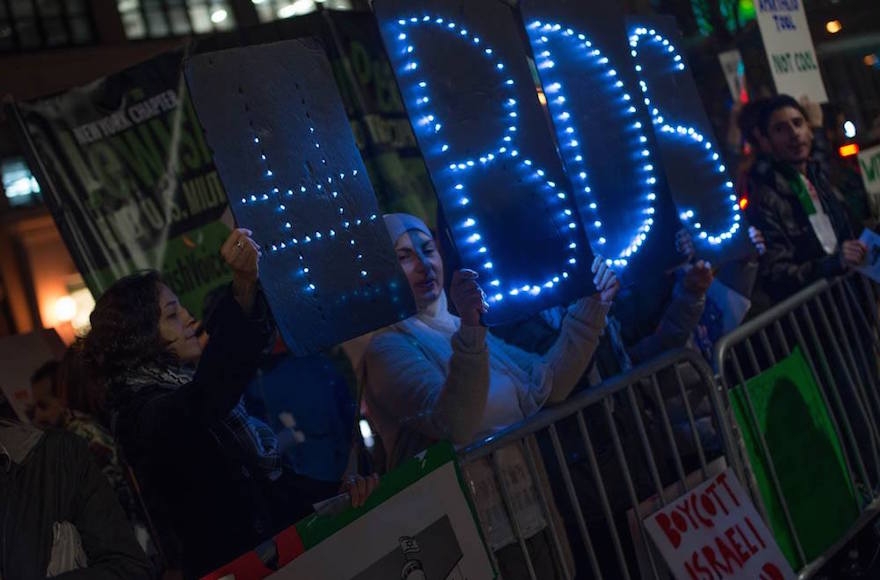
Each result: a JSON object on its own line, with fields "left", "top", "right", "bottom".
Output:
{"left": 82, "top": 228, "right": 377, "bottom": 579}
{"left": 29, "top": 360, "right": 64, "bottom": 428}
{"left": 358, "top": 213, "right": 617, "bottom": 579}
{"left": 0, "top": 418, "right": 151, "bottom": 579}
{"left": 29, "top": 344, "right": 165, "bottom": 574}
{"left": 821, "top": 102, "right": 873, "bottom": 228}
{"left": 744, "top": 94, "right": 866, "bottom": 305}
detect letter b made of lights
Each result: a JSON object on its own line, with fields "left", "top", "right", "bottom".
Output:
{"left": 374, "top": 0, "right": 593, "bottom": 324}
{"left": 374, "top": 0, "right": 598, "bottom": 325}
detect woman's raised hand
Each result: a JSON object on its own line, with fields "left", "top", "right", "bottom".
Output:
{"left": 591, "top": 256, "right": 620, "bottom": 303}
{"left": 221, "top": 228, "right": 262, "bottom": 313}
{"left": 450, "top": 269, "right": 488, "bottom": 327}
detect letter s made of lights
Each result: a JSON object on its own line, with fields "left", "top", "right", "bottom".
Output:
{"left": 629, "top": 26, "right": 742, "bottom": 246}
{"left": 386, "top": 15, "right": 588, "bottom": 305}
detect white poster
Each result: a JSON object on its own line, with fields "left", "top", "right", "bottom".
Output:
{"left": 644, "top": 469, "right": 794, "bottom": 580}
{"left": 268, "top": 462, "right": 494, "bottom": 580}
{"left": 755, "top": 0, "right": 828, "bottom": 103}
{"left": 718, "top": 50, "right": 746, "bottom": 102}
{"left": 627, "top": 458, "right": 728, "bottom": 580}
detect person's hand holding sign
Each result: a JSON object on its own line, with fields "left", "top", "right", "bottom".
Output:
{"left": 591, "top": 257, "right": 620, "bottom": 303}
{"left": 220, "top": 228, "right": 262, "bottom": 315}
{"left": 450, "top": 269, "right": 488, "bottom": 327}
{"left": 682, "top": 260, "right": 714, "bottom": 296}
{"left": 841, "top": 239, "right": 868, "bottom": 268}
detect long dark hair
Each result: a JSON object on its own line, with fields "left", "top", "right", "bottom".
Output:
{"left": 82, "top": 271, "right": 177, "bottom": 383}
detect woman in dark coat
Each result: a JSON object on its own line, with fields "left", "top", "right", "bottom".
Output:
{"left": 82, "top": 228, "right": 376, "bottom": 579}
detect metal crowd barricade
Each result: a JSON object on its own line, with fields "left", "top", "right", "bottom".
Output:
{"left": 714, "top": 273, "right": 880, "bottom": 578}
{"left": 457, "top": 348, "right": 741, "bottom": 580}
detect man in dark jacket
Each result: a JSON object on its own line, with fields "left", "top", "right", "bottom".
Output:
{"left": 0, "top": 419, "right": 150, "bottom": 579}
{"left": 745, "top": 95, "right": 866, "bottom": 304}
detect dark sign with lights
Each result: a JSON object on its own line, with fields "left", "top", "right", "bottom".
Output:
{"left": 374, "top": 0, "right": 598, "bottom": 325}
{"left": 375, "top": 1, "right": 751, "bottom": 290}
{"left": 185, "top": 39, "right": 416, "bottom": 356}
{"left": 627, "top": 16, "right": 750, "bottom": 260}
{"left": 520, "top": 0, "right": 674, "bottom": 272}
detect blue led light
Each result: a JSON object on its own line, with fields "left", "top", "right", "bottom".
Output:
{"left": 526, "top": 20, "right": 658, "bottom": 268}
{"left": 629, "top": 27, "right": 741, "bottom": 245}
{"left": 239, "top": 125, "right": 380, "bottom": 292}
{"left": 389, "top": 14, "right": 584, "bottom": 302}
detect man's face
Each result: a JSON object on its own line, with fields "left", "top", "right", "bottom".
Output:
{"left": 766, "top": 106, "right": 813, "bottom": 165}
{"left": 30, "top": 377, "right": 65, "bottom": 428}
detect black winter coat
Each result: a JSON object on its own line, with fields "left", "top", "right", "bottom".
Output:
{"left": 109, "top": 289, "right": 337, "bottom": 579}
{"left": 0, "top": 421, "right": 150, "bottom": 580}
{"left": 745, "top": 156, "right": 856, "bottom": 305}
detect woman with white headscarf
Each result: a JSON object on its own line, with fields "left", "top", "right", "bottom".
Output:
{"left": 358, "top": 213, "right": 618, "bottom": 578}
{"left": 362, "top": 213, "right": 617, "bottom": 467}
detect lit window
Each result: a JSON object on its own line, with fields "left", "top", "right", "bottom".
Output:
{"left": 254, "top": 0, "right": 353, "bottom": 24}
{"left": 117, "top": 0, "right": 235, "bottom": 39}
{"left": 1, "top": 157, "right": 41, "bottom": 207}
{"left": 0, "top": 0, "right": 94, "bottom": 51}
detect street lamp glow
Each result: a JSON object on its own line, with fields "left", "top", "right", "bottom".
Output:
{"left": 210, "top": 8, "right": 227, "bottom": 23}
{"left": 278, "top": 0, "right": 314, "bottom": 18}
{"left": 825, "top": 20, "right": 842, "bottom": 34}
{"left": 53, "top": 296, "right": 77, "bottom": 324}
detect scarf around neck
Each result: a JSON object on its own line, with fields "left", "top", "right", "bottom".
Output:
{"left": 116, "top": 365, "right": 282, "bottom": 481}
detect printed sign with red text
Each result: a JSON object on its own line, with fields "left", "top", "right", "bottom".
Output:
{"left": 644, "top": 469, "right": 794, "bottom": 580}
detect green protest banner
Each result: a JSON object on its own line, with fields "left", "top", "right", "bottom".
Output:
{"left": 323, "top": 10, "right": 438, "bottom": 228}
{"left": 11, "top": 49, "right": 232, "bottom": 316}
{"left": 730, "top": 347, "right": 859, "bottom": 568}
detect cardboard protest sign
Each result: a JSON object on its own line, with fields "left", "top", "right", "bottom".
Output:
{"left": 627, "top": 458, "right": 728, "bottom": 580}
{"left": 856, "top": 228, "right": 880, "bottom": 284}
{"left": 718, "top": 50, "right": 746, "bottom": 103}
{"left": 626, "top": 16, "right": 751, "bottom": 262}
{"left": 518, "top": 0, "right": 682, "bottom": 282}
{"left": 755, "top": 0, "right": 828, "bottom": 103}
{"left": 645, "top": 469, "right": 794, "bottom": 580}
{"left": 202, "top": 443, "right": 495, "bottom": 580}
{"left": 185, "top": 39, "right": 416, "bottom": 356}
{"left": 730, "top": 347, "right": 859, "bottom": 567}
{"left": 375, "top": 0, "right": 597, "bottom": 325}
{"left": 857, "top": 145, "right": 880, "bottom": 217}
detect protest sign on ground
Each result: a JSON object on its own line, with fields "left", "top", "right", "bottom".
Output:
{"left": 645, "top": 469, "right": 794, "bottom": 580}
